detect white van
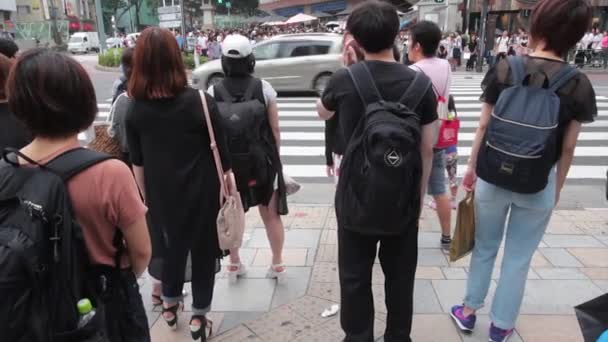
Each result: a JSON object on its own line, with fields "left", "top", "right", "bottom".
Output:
{"left": 68, "top": 32, "right": 100, "bottom": 54}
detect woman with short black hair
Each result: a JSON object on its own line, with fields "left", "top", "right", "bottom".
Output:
{"left": 450, "top": 1, "right": 596, "bottom": 341}
{"left": 126, "top": 27, "right": 232, "bottom": 341}
{"left": 0, "top": 54, "right": 30, "bottom": 151}
{"left": 5, "top": 48, "right": 152, "bottom": 342}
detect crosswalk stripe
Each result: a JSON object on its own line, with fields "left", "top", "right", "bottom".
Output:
{"left": 283, "top": 164, "right": 607, "bottom": 179}
{"left": 91, "top": 75, "right": 608, "bottom": 183}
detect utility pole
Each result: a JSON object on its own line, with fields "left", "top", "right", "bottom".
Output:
{"left": 476, "top": 0, "right": 489, "bottom": 72}
{"left": 48, "top": 0, "right": 62, "bottom": 46}
{"left": 180, "top": 0, "right": 186, "bottom": 39}
{"left": 95, "top": 0, "right": 107, "bottom": 51}
{"left": 462, "top": 0, "right": 469, "bottom": 32}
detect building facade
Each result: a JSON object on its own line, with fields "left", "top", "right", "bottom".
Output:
{"left": 416, "top": 0, "right": 463, "bottom": 33}
{"left": 259, "top": 0, "right": 355, "bottom": 16}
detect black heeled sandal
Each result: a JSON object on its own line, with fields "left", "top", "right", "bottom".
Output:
{"left": 189, "top": 315, "right": 212, "bottom": 341}
{"left": 162, "top": 303, "right": 181, "bottom": 330}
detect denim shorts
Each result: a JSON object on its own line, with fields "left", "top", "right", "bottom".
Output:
{"left": 427, "top": 149, "right": 447, "bottom": 196}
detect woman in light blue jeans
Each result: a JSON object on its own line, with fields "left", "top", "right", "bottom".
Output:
{"left": 449, "top": 1, "right": 597, "bottom": 341}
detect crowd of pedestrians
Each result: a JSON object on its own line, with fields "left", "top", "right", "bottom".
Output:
{"left": 0, "top": 0, "right": 599, "bottom": 342}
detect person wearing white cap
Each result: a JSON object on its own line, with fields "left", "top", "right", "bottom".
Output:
{"left": 207, "top": 34, "right": 288, "bottom": 284}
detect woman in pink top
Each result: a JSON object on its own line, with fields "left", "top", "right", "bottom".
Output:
{"left": 6, "top": 49, "right": 152, "bottom": 341}
{"left": 601, "top": 30, "right": 608, "bottom": 68}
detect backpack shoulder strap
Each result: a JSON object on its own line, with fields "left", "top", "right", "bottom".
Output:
{"left": 548, "top": 65, "right": 578, "bottom": 92}
{"left": 214, "top": 82, "right": 235, "bottom": 104}
{"left": 45, "top": 148, "right": 114, "bottom": 182}
{"left": 243, "top": 78, "right": 263, "bottom": 101}
{"left": 398, "top": 72, "right": 432, "bottom": 111}
{"left": 347, "top": 62, "right": 383, "bottom": 107}
{"left": 507, "top": 56, "right": 526, "bottom": 85}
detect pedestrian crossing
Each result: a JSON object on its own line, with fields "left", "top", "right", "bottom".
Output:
{"left": 90, "top": 73, "right": 608, "bottom": 183}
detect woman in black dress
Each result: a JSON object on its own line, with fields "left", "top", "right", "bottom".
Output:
{"left": 126, "top": 27, "right": 232, "bottom": 341}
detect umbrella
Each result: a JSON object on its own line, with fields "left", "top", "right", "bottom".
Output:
{"left": 311, "top": 11, "right": 332, "bottom": 18}
{"left": 285, "top": 13, "right": 318, "bottom": 24}
{"left": 261, "top": 21, "right": 286, "bottom": 27}
{"left": 575, "top": 293, "right": 608, "bottom": 342}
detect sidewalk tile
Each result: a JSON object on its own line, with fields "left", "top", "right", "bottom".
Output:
{"left": 596, "top": 235, "right": 608, "bottom": 247}
{"left": 306, "top": 248, "right": 317, "bottom": 266}
{"left": 415, "top": 266, "right": 445, "bottom": 280}
{"left": 246, "top": 229, "right": 321, "bottom": 249}
{"left": 448, "top": 254, "right": 472, "bottom": 267}
{"left": 418, "top": 248, "right": 449, "bottom": 266}
{"left": 209, "top": 324, "right": 260, "bottom": 341}
{"left": 538, "top": 248, "right": 584, "bottom": 268}
{"left": 290, "top": 212, "right": 328, "bottom": 229}
{"left": 286, "top": 296, "right": 339, "bottom": 326}
{"left": 216, "top": 312, "right": 264, "bottom": 335}
{"left": 252, "top": 248, "right": 308, "bottom": 266}
{"left": 419, "top": 232, "right": 443, "bottom": 248}
{"left": 459, "top": 315, "right": 524, "bottom": 342}
{"left": 411, "top": 314, "right": 463, "bottom": 342}
{"left": 442, "top": 267, "right": 468, "bottom": 279}
{"left": 320, "top": 229, "right": 337, "bottom": 245}
{"left": 516, "top": 315, "right": 584, "bottom": 342}
{"left": 271, "top": 267, "right": 313, "bottom": 308}
{"left": 315, "top": 244, "right": 338, "bottom": 263}
{"left": 308, "top": 281, "right": 340, "bottom": 302}
{"left": 212, "top": 278, "right": 275, "bottom": 312}
{"left": 220, "top": 248, "right": 257, "bottom": 267}
{"left": 432, "top": 280, "right": 497, "bottom": 314}
{"left": 593, "top": 280, "right": 608, "bottom": 291}
{"left": 581, "top": 267, "right": 608, "bottom": 279}
{"left": 321, "top": 316, "right": 386, "bottom": 341}
{"left": 467, "top": 267, "right": 540, "bottom": 280}
{"left": 568, "top": 248, "right": 608, "bottom": 267}
{"left": 414, "top": 280, "right": 443, "bottom": 313}
{"left": 325, "top": 217, "right": 338, "bottom": 230}
{"left": 290, "top": 326, "right": 340, "bottom": 342}
{"left": 543, "top": 235, "right": 604, "bottom": 248}
{"left": 244, "top": 306, "right": 314, "bottom": 341}
{"left": 574, "top": 221, "right": 608, "bottom": 236}
{"left": 372, "top": 284, "right": 387, "bottom": 314}
{"left": 546, "top": 215, "right": 580, "bottom": 234}
{"left": 534, "top": 267, "right": 589, "bottom": 280}
{"left": 519, "top": 280, "right": 604, "bottom": 315}
{"left": 311, "top": 262, "right": 339, "bottom": 283}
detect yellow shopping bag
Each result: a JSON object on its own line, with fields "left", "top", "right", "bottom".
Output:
{"left": 449, "top": 192, "right": 476, "bottom": 262}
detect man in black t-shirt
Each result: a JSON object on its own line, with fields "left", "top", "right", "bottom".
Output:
{"left": 317, "top": 2, "right": 438, "bottom": 341}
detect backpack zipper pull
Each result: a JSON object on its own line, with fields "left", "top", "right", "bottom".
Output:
{"left": 51, "top": 215, "right": 63, "bottom": 263}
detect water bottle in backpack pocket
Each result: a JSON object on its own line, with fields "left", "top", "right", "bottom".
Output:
{"left": 335, "top": 63, "right": 431, "bottom": 235}
{"left": 477, "top": 56, "right": 579, "bottom": 193}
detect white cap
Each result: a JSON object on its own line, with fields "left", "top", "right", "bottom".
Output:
{"left": 222, "top": 34, "right": 253, "bottom": 58}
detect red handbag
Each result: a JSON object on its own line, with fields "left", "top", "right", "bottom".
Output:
{"left": 436, "top": 117, "right": 460, "bottom": 149}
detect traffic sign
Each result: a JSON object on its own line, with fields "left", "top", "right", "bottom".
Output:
{"left": 226, "top": 2, "right": 231, "bottom": 8}
{"left": 159, "top": 12, "right": 181, "bottom": 21}
{"left": 158, "top": 5, "right": 180, "bottom": 14}
{"left": 159, "top": 20, "right": 182, "bottom": 28}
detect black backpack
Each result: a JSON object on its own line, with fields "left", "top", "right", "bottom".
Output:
{"left": 477, "top": 56, "right": 578, "bottom": 193}
{"left": 214, "top": 79, "right": 273, "bottom": 193}
{"left": 336, "top": 62, "right": 431, "bottom": 235}
{"left": 0, "top": 147, "right": 119, "bottom": 342}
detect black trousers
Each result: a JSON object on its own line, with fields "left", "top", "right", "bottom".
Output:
{"left": 161, "top": 218, "right": 218, "bottom": 312}
{"left": 338, "top": 226, "right": 419, "bottom": 342}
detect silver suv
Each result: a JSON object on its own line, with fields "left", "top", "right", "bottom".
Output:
{"left": 192, "top": 33, "right": 343, "bottom": 93}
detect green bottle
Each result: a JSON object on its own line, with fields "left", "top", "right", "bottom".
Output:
{"left": 77, "top": 298, "right": 96, "bottom": 329}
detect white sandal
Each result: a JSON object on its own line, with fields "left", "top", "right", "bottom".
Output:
{"left": 227, "top": 263, "right": 247, "bottom": 284}
{"left": 266, "top": 264, "right": 287, "bottom": 284}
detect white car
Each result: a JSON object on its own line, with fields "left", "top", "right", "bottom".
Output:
{"left": 68, "top": 32, "right": 100, "bottom": 54}
{"left": 106, "top": 37, "right": 122, "bottom": 49}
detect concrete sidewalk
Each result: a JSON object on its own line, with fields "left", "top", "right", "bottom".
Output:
{"left": 144, "top": 204, "right": 608, "bottom": 342}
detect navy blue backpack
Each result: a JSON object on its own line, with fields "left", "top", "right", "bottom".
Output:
{"left": 477, "top": 56, "right": 578, "bottom": 193}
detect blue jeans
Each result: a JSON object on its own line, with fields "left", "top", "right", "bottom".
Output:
{"left": 463, "top": 170, "right": 556, "bottom": 330}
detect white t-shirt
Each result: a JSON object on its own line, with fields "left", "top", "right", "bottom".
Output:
{"left": 496, "top": 36, "right": 509, "bottom": 53}
{"left": 592, "top": 34, "right": 603, "bottom": 50}
{"left": 207, "top": 79, "right": 277, "bottom": 106}
{"left": 198, "top": 36, "right": 208, "bottom": 49}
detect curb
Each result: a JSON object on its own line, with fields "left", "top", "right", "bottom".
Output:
{"left": 95, "top": 64, "right": 120, "bottom": 73}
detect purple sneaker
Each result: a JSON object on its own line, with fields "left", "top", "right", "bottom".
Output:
{"left": 489, "top": 323, "right": 514, "bottom": 342}
{"left": 450, "top": 305, "right": 476, "bottom": 332}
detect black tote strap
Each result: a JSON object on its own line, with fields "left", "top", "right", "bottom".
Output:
{"left": 508, "top": 56, "right": 526, "bottom": 85}
{"left": 399, "top": 72, "right": 432, "bottom": 111}
{"left": 214, "top": 82, "right": 236, "bottom": 104}
{"left": 45, "top": 147, "right": 114, "bottom": 182}
{"left": 347, "top": 62, "right": 383, "bottom": 108}
{"left": 549, "top": 65, "right": 578, "bottom": 92}
{"left": 112, "top": 229, "right": 125, "bottom": 269}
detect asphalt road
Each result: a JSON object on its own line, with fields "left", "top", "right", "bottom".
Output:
{"left": 75, "top": 54, "right": 608, "bottom": 209}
